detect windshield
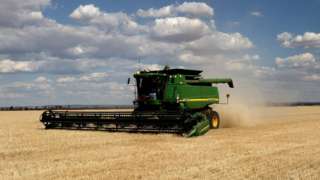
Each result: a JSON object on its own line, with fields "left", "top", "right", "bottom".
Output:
{"left": 136, "top": 76, "right": 166, "bottom": 100}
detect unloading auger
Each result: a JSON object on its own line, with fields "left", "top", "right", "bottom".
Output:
{"left": 40, "top": 67, "right": 234, "bottom": 137}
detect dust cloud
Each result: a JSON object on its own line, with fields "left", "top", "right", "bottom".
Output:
{"left": 213, "top": 86, "right": 267, "bottom": 128}
{"left": 214, "top": 103, "right": 263, "bottom": 128}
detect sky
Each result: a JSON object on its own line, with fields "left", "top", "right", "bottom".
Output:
{"left": 0, "top": 0, "right": 320, "bottom": 106}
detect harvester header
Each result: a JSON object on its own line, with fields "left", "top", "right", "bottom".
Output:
{"left": 40, "top": 66, "right": 234, "bottom": 137}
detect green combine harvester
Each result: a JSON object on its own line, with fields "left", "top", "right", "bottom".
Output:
{"left": 40, "top": 67, "right": 234, "bottom": 137}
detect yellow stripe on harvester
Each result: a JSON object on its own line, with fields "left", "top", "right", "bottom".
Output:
{"left": 179, "top": 98, "right": 219, "bottom": 102}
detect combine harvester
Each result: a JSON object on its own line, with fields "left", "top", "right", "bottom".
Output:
{"left": 40, "top": 67, "right": 234, "bottom": 137}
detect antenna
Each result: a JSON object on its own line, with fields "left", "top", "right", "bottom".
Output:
{"left": 138, "top": 57, "right": 142, "bottom": 71}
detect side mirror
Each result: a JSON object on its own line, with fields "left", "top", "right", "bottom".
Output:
{"left": 226, "top": 94, "right": 230, "bottom": 104}
{"left": 127, "top": 78, "right": 131, "bottom": 85}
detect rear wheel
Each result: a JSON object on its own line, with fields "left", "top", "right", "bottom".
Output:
{"left": 205, "top": 109, "right": 220, "bottom": 129}
{"left": 210, "top": 111, "right": 220, "bottom": 129}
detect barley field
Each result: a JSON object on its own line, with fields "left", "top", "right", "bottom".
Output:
{"left": 1, "top": 106, "right": 320, "bottom": 179}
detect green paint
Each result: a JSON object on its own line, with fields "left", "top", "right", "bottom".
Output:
{"left": 133, "top": 68, "right": 233, "bottom": 111}
{"left": 183, "top": 112, "right": 210, "bottom": 137}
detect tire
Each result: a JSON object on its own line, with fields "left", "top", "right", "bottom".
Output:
{"left": 205, "top": 109, "right": 220, "bottom": 129}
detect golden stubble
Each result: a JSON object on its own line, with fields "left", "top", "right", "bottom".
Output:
{"left": 1, "top": 107, "right": 320, "bottom": 180}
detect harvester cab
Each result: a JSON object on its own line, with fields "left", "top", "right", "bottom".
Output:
{"left": 40, "top": 66, "right": 234, "bottom": 137}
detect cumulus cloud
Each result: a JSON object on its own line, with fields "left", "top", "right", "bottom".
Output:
{"left": 277, "top": 32, "right": 320, "bottom": 48}
{"left": 151, "top": 17, "right": 210, "bottom": 42}
{"left": 275, "top": 53, "right": 320, "bottom": 84}
{"left": 0, "top": 75, "right": 53, "bottom": 101}
{"left": 34, "top": 76, "right": 50, "bottom": 83}
{"left": 137, "top": 2, "right": 213, "bottom": 18}
{"left": 0, "top": 24, "right": 93, "bottom": 57}
{"left": 225, "top": 54, "right": 260, "bottom": 71}
{"left": 137, "top": 5, "right": 174, "bottom": 18}
{"left": 223, "top": 54, "right": 275, "bottom": 78}
{"left": 186, "top": 32, "right": 253, "bottom": 55}
{"left": 70, "top": 4, "right": 143, "bottom": 35}
{"left": 178, "top": 51, "right": 207, "bottom": 64}
{"left": 250, "top": 11, "right": 263, "bottom": 17}
{"left": 275, "top": 53, "right": 316, "bottom": 68}
{"left": 67, "top": 45, "right": 97, "bottom": 56}
{"left": 176, "top": 2, "right": 214, "bottom": 17}
{"left": 56, "top": 76, "right": 77, "bottom": 83}
{"left": 0, "top": 2, "right": 254, "bottom": 68}
{"left": 0, "top": 59, "right": 40, "bottom": 73}
{"left": 134, "top": 64, "right": 162, "bottom": 71}
{"left": 70, "top": 4, "right": 101, "bottom": 20}
{"left": 303, "top": 74, "right": 320, "bottom": 81}
{"left": 0, "top": 24, "right": 145, "bottom": 60}
{"left": 79, "top": 72, "right": 108, "bottom": 81}
{"left": 57, "top": 72, "right": 109, "bottom": 83}
{"left": 0, "top": 0, "right": 50, "bottom": 27}
{"left": 277, "top": 32, "right": 293, "bottom": 47}
{"left": 276, "top": 33, "right": 320, "bottom": 86}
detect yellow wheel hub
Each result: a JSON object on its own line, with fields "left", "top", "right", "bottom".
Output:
{"left": 211, "top": 116, "right": 218, "bottom": 128}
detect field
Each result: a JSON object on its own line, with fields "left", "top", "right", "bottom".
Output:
{"left": 1, "top": 106, "right": 320, "bottom": 179}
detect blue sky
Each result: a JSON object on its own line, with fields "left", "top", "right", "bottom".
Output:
{"left": 0, "top": 0, "right": 320, "bottom": 106}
